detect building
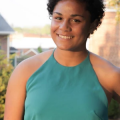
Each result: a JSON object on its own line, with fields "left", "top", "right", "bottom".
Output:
{"left": 0, "top": 14, "right": 14, "bottom": 58}
{"left": 88, "top": 6, "right": 120, "bottom": 67}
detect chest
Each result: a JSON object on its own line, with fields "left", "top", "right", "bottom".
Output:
{"left": 24, "top": 68, "right": 108, "bottom": 120}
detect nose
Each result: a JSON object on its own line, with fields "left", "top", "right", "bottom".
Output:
{"left": 59, "top": 20, "right": 71, "bottom": 32}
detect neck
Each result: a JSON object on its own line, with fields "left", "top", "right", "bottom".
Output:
{"left": 54, "top": 48, "right": 88, "bottom": 67}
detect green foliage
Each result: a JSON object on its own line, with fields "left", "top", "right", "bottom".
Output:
{"left": 108, "top": 99, "right": 120, "bottom": 119}
{"left": 39, "top": 25, "right": 51, "bottom": 35}
{"left": 14, "top": 24, "right": 51, "bottom": 35}
{"left": 37, "top": 46, "right": 43, "bottom": 53}
{"left": 0, "top": 50, "right": 14, "bottom": 119}
{"left": 107, "top": 0, "right": 120, "bottom": 6}
{"left": 107, "top": 0, "right": 120, "bottom": 22}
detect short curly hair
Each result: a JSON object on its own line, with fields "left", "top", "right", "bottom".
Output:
{"left": 47, "top": 0, "right": 105, "bottom": 34}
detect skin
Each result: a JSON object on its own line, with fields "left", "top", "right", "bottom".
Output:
{"left": 4, "top": 0, "right": 120, "bottom": 120}
{"left": 51, "top": 0, "right": 93, "bottom": 52}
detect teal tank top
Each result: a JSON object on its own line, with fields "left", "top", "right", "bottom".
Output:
{"left": 24, "top": 50, "right": 108, "bottom": 120}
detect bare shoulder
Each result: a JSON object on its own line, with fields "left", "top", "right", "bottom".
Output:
{"left": 89, "top": 52, "right": 119, "bottom": 73}
{"left": 89, "top": 52, "right": 120, "bottom": 103}
{"left": 11, "top": 49, "right": 54, "bottom": 83}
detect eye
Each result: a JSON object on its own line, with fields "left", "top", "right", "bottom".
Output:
{"left": 49, "top": 15, "right": 62, "bottom": 21}
{"left": 55, "top": 17, "right": 62, "bottom": 20}
{"left": 72, "top": 19, "right": 81, "bottom": 23}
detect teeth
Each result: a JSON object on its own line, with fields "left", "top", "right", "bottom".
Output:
{"left": 59, "top": 35, "right": 73, "bottom": 39}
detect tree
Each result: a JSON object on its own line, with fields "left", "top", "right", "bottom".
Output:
{"left": 37, "top": 46, "right": 43, "bottom": 53}
{"left": 0, "top": 50, "right": 14, "bottom": 120}
{"left": 108, "top": 99, "right": 120, "bottom": 119}
{"left": 40, "top": 24, "right": 51, "bottom": 35}
{"left": 13, "top": 24, "right": 51, "bottom": 35}
{"left": 107, "top": 0, "right": 120, "bottom": 22}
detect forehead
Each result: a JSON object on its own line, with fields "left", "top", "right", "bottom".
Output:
{"left": 53, "top": 0, "right": 90, "bottom": 18}
{"left": 54, "top": 0, "right": 87, "bottom": 10}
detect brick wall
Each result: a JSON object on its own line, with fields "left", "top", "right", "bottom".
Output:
{"left": 0, "top": 35, "right": 8, "bottom": 55}
{"left": 89, "top": 12, "right": 120, "bottom": 67}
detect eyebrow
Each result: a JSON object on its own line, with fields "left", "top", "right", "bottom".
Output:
{"left": 53, "top": 12, "right": 84, "bottom": 18}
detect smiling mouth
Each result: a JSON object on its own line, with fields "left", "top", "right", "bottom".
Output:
{"left": 58, "top": 34, "right": 74, "bottom": 39}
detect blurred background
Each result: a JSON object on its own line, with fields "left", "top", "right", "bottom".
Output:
{"left": 0, "top": 0, "right": 120, "bottom": 120}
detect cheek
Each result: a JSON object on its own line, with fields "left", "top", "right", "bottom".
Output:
{"left": 76, "top": 24, "right": 90, "bottom": 36}
{"left": 50, "top": 22, "right": 59, "bottom": 41}
{"left": 51, "top": 21, "right": 58, "bottom": 33}
{"left": 72, "top": 26, "right": 85, "bottom": 36}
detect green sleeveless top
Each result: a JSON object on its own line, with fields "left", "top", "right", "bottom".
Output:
{"left": 24, "top": 50, "right": 108, "bottom": 120}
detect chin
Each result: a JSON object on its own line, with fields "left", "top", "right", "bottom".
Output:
{"left": 56, "top": 45, "right": 78, "bottom": 51}
{"left": 56, "top": 45, "right": 71, "bottom": 51}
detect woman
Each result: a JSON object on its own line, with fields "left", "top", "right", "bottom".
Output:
{"left": 4, "top": 0, "right": 120, "bottom": 120}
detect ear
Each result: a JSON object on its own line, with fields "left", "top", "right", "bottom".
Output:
{"left": 89, "top": 19, "right": 98, "bottom": 34}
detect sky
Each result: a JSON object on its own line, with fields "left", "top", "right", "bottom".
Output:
{"left": 0, "top": 0, "right": 51, "bottom": 27}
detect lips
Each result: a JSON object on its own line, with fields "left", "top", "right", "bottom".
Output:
{"left": 57, "top": 34, "right": 74, "bottom": 39}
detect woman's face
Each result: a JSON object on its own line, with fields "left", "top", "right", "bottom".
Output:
{"left": 51, "top": 0, "right": 94, "bottom": 51}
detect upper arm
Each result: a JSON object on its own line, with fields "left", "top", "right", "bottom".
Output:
{"left": 89, "top": 52, "right": 120, "bottom": 104}
{"left": 4, "top": 61, "right": 30, "bottom": 120}
{"left": 112, "top": 68, "right": 120, "bottom": 104}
